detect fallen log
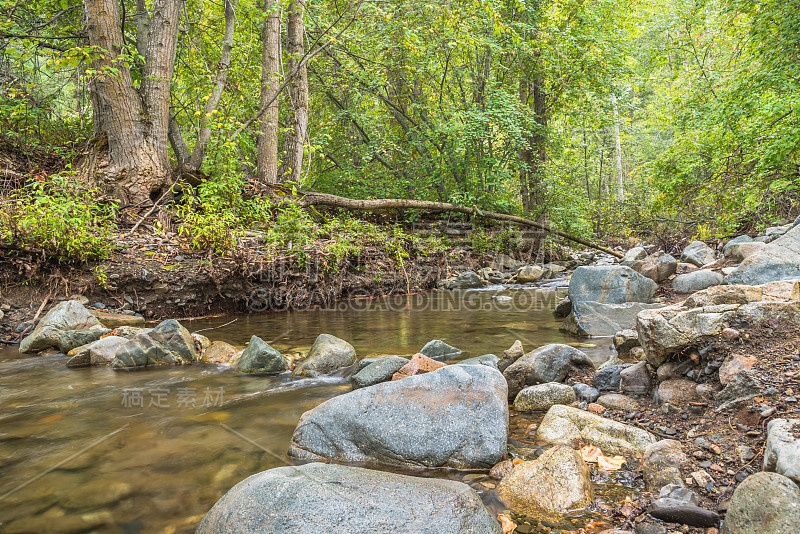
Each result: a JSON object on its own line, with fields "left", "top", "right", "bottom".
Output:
{"left": 271, "top": 185, "right": 623, "bottom": 259}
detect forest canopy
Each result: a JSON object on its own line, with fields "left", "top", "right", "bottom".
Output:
{"left": 0, "top": 0, "right": 798, "bottom": 247}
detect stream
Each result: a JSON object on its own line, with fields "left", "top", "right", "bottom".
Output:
{"left": 0, "top": 287, "right": 641, "bottom": 533}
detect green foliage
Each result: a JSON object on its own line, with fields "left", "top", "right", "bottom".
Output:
{"left": 0, "top": 175, "right": 117, "bottom": 261}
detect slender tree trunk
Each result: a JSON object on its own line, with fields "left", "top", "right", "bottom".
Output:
{"left": 82, "top": 0, "right": 181, "bottom": 204}
{"left": 256, "top": 0, "right": 281, "bottom": 185}
{"left": 279, "top": 0, "right": 309, "bottom": 182}
{"left": 612, "top": 95, "right": 624, "bottom": 201}
{"left": 518, "top": 72, "right": 548, "bottom": 214}
{"left": 188, "top": 0, "right": 239, "bottom": 170}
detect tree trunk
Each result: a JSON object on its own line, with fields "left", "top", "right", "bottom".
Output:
{"left": 256, "top": 0, "right": 281, "bottom": 185}
{"left": 612, "top": 94, "right": 624, "bottom": 201}
{"left": 188, "top": 0, "right": 239, "bottom": 171}
{"left": 279, "top": 0, "right": 309, "bottom": 182}
{"left": 82, "top": 0, "right": 180, "bottom": 204}
{"left": 270, "top": 185, "right": 623, "bottom": 258}
{"left": 518, "top": 71, "right": 548, "bottom": 214}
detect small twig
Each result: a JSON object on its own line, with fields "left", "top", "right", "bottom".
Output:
{"left": 126, "top": 191, "right": 169, "bottom": 237}
{"left": 17, "top": 294, "right": 50, "bottom": 340}
{"left": 192, "top": 318, "right": 238, "bottom": 334}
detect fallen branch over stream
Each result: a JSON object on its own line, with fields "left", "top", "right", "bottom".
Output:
{"left": 272, "top": 185, "right": 624, "bottom": 259}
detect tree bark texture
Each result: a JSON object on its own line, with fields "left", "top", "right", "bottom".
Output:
{"left": 279, "top": 0, "right": 309, "bottom": 182}
{"left": 256, "top": 0, "right": 281, "bottom": 185}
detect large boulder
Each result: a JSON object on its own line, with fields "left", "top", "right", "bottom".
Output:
{"left": 289, "top": 365, "right": 508, "bottom": 469}
{"left": 66, "top": 336, "right": 128, "bottom": 367}
{"left": 517, "top": 265, "right": 544, "bottom": 283}
{"left": 721, "top": 472, "right": 800, "bottom": 534}
{"left": 514, "top": 382, "right": 576, "bottom": 411}
{"left": 672, "top": 270, "right": 723, "bottom": 294}
{"left": 196, "top": 462, "right": 501, "bottom": 534}
{"left": 503, "top": 344, "right": 594, "bottom": 399}
{"left": 763, "top": 419, "right": 800, "bottom": 485}
{"left": 681, "top": 241, "right": 716, "bottom": 267}
{"left": 636, "top": 281, "right": 800, "bottom": 366}
{"left": 725, "top": 224, "right": 800, "bottom": 285}
{"left": 621, "top": 246, "right": 647, "bottom": 266}
{"left": 292, "top": 334, "right": 357, "bottom": 377}
{"left": 724, "top": 241, "right": 766, "bottom": 261}
{"left": 19, "top": 300, "right": 108, "bottom": 354}
{"left": 236, "top": 335, "right": 289, "bottom": 374}
{"left": 568, "top": 266, "right": 657, "bottom": 305}
{"left": 444, "top": 271, "right": 484, "bottom": 289}
{"left": 419, "top": 339, "right": 462, "bottom": 361}
{"left": 639, "top": 252, "right": 678, "bottom": 283}
{"left": 497, "top": 446, "right": 592, "bottom": 519}
{"left": 562, "top": 301, "right": 662, "bottom": 337}
{"left": 351, "top": 356, "right": 409, "bottom": 389}
{"left": 91, "top": 310, "right": 146, "bottom": 328}
{"left": 536, "top": 404, "right": 656, "bottom": 457}
{"left": 110, "top": 319, "right": 199, "bottom": 368}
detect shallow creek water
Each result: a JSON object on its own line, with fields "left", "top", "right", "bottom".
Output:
{"left": 0, "top": 287, "right": 642, "bottom": 533}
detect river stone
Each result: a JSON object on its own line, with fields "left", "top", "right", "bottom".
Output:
{"left": 568, "top": 266, "right": 658, "bottom": 305}
{"left": 715, "top": 370, "right": 762, "bottom": 409}
{"left": 621, "top": 246, "right": 647, "bottom": 266}
{"left": 719, "top": 353, "right": 756, "bottom": 385}
{"left": 573, "top": 383, "right": 600, "bottom": 403}
{"left": 672, "top": 270, "right": 723, "bottom": 294}
{"left": 554, "top": 296, "right": 572, "bottom": 317}
{"left": 614, "top": 329, "right": 640, "bottom": 355}
{"left": 292, "top": 334, "right": 357, "bottom": 377}
{"left": 351, "top": 355, "right": 409, "bottom": 389}
{"left": 66, "top": 335, "right": 128, "bottom": 367}
{"left": 536, "top": 404, "right": 656, "bottom": 457}
{"left": 517, "top": 265, "right": 544, "bottom": 283}
{"left": 90, "top": 310, "right": 146, "bottom": 328}
{"left": 498, "top": 340, "right": 524, "bottom": 371}
{"left": 457, "top": 353, "right": 499, "bottom": 368}
{"left": 147, "top": 319, "right": 199, "bottom": 362}
{"left": 642, "top": 440, "right": 688, "bottom": 491}
{"left": 503, "top": 344, "right": 594, "bottom": 399}
{"left": 640, "top": 253, "right": 678, "bottom": 283}
{"left": 656, "top": 379, "right": 701, "bottom": 405}
{"left": 289, "top": 365, "right": 508, "bottom": 469}
{"left": 19, "top": 300, "right": 105, "bottom": 353}
{"left": 202, "top": 341, "right": 240, "bottom": 364}
{"left": 722, "top": 472, "right": 800, "bottom": 534}
{"left": 562, "top": 301, "right": 663, "bottom": 337}
{"left": 594, "top": 364, "right": 628, "bottom": 392}
{"left": 514, "top": 382, "right": 576, "bottom": 411}
{"left": 597, "top": 393, "right": 639, "bottom": 411}
{"left": 725, "top": 224, "right": 800, "bottom": 285}
{"left": 763, "top": 418, "right": 800, "bottom": 485}
{"left": 676, "top": 262, "right": 699, "bottom": 274}
{"left": 196, "top": 462, "right": 502, "bottom": 534}
{"left": 620, "top": 362, "right": 652, "bottom": 396}
{"left": 681, "top": 241, "right": 716, "bottom": 267}
{"left": 723, "top": 235, "right": 754, "bottom": 255}
{"left": 110, "top": 332, "right": 181, "bottom": 368}
{"left": 419, "top": 339, "right": 462, "bottom": 361}
{"left": 236, "top": 336, "right": 289, "bottom": 374}
{"left": 647, "top": 498, "right": 719, "bottom": 528}
{"left": 497, "top": 445, "right": 592, "bottom": 519}
{"left": 392, "top": 353, "right": 446, "bottom": 380}
{"left": 444, "top": 271, "right": 483, "bottom": 289}
{"left": 725, "top": 241, "right": 767, "bottom": 261}
{"left": 53, "top": 327, "right": 112, "bottom": 353}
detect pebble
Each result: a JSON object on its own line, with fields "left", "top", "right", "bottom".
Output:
{"left": 761, "top": 406, "right": 777, "bottom": 418}
{"left": 94, "top": 302, "right": 106, "bottom": 309}
{"left": 175, "top": 255, "right": 185, "bottom": 262}
{"left": 786, "top": 397, "right": 798, "bottom": 403}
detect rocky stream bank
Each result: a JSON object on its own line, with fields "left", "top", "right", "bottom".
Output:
{"left": 2, "top": 217, "right": 800, "bottom": 534}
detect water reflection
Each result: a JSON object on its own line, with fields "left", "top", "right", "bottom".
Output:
{"left": 0, "top": 288, "right": 619, "bottom": 533}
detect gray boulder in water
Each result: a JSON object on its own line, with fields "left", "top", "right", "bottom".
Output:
{"left": 19, "top": 300, "right": 109, "bottom": 354}
{"left": 419, "top": 339, "right": 462, "bottom": 361}
{"left": 503, "top": 344, "right": 594, "bottom": 399}
{"left": 350, "top": 355, "right": 409, "bottom": 389}
{"left": 289, "top": 364, "right": 508, "bottom": 469}
{"left": 236, "top": 335, "right": 288, "bottom": 374}
{"left": 110, "top": 319, "right": 199, "bottom": 368}
{"left": 196, "top": 462, "right": 502, "bottom": 534}
{"left": 568, "top": 265, "right": 657, "bottom": 305}
{"left": 292, "top": 334, "right": 357, "bottom": 377}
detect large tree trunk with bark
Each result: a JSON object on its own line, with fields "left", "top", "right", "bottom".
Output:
{"left": 256, "top": 0, "right": 281, "bottom": 185}
{"left": 279, "top": 0, "right": 309, "bottom": 182}
{"left": 81, "top": 0, "right": 180, "bottom": 204}
{"left": 518, "top": 69, "right": 548, "bottom": 214}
